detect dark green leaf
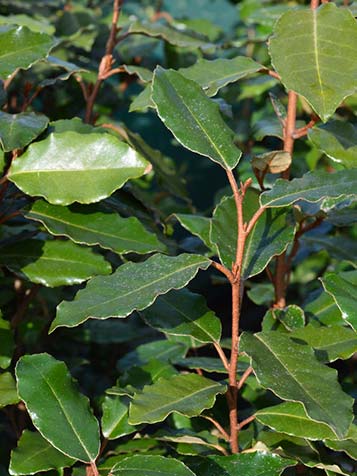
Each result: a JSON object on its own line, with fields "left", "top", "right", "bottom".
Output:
{"left": 0, "top": 112, "right": 49, "bottom": 152}
{"left": 269, "top": 3, "right": 357, "bottom": 121}
{"left": 129, "top": 373, "right": 226, "bottom": 425}
{"left": 8, "top": 132, "right": 151, "bottom": 205}
{"left": 152, "top": 67, "right": 241, "bottom": 170}
{"left": 9, "top": 431, "right": 75, "bottom": 475}
{"left": 141, "top": 289, "right": 221, "bottom": 343}
{"left": 0, "top": 239, "right": 111, "bottom": 287}
{"left": 308, "top": 120, "right": 357, "bottom": 168}
{"left": 101, "top": 396, "right": 136, "bottom": 440}
{"left": 16, "top": 353, "right": 100, "bottom": 462}
{"left": 51, "top": 254, "right": 211, "bottom": 331}
{"left": 0, "top": 25, "right": 54, "bottom": 78}
{"left": 111, "top": 455, "right": 195, "bottom": 476}
{"left": 174, "top": 214, "right": 214, "bottom": 251}
{"left": 179, "top": 57, "right": 263, "bottom": 97}
{"left": 262, "top": 305, "right": 305, "bottom": 332}
{"left": 0, "top": 372, "right": 19, "bottom": 408}
{"left": 260, "top": 170, "right": 357, "bottom": 208}
{"left": 256, "top": 401, "right": 337, "bottom": 441}
{"left": 241, "top": 331, "right": 353, "bottom": 438}
{"left": 26, "top": 200, "right": 165, "bottom": 255}
{"left": 211, "top": 191, "right": 295, "bottom": 278}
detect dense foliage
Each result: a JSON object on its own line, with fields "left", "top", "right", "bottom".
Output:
{"left": 0, "top": 0, "right": 357, "bottom": 475}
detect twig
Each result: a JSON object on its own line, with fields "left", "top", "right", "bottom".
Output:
{"left": 237, "top": 414, "right": 256, "bottom": 431}
{"left": 245, "top": 206, "right": 266, "bottom": 235}
{"left": 293, "top": 116, "right": 318, "bottom": 139}
{"left": 201, "top": 415, "right": 230, "bottom": 442}
{"left": 260, "top": 68, "right": 281, "bottom": 81}
{"left": 211, "top": 260, "right": 234, "bottom": 283}
{"left": 238, "top": 366, "right": 253, "bottom": 390}
{"left": 213, "top": 342, "right": 230, "bottom": 372}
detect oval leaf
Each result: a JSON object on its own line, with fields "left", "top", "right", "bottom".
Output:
{"left": 111, "top": 455, "right": 196, "bottom": 476}
{"left": 269, "top": 3, "right": 357, "bottom": 122}
{"left": 240, "top": 331, "right": 353, "bottom": 438}
{"left": 152, "top": 67, "right": 241, "bottom": 170}
{"left": 26, "top": 200, "right": 166, "bottom": 255}
{"left": 51, "top": 253, "right": 211, "bottom": 332}
{"left": 0, "top": 239, "right": 111, "bottom": 287}
{"left": 260, "top": 169, "right": 357, "bottom": 208}
{"left": 8, "top": 131, "right": 151, "bottom": 205}
{"left": 16, "top": 353, "right": 100, "bottom": 462}
{"left": 141, "top": 289, "right": 221, "bottom": 343}
{"left": 0, "top": 25, "right": 54, "bottom": 78}
{"left": 0, "top": 372, "right": 19, "bottom": 408}
{"left": 9, "top": 430, "right": 75, "bottom": 476}
{"left": 128, "top": 373, "right": 226, "bottom": 425}
{"left": 101, "top": 396, "right": 136, "bottom": 440}
{"left": 0, "top": 112, "right": 49, "bottom": 152}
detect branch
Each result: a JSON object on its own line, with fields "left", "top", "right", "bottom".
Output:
{"left": 201, "top": 415, "right": 230, "bottom": 442}
{"left": 210, "top": 260, "right": 234, "bottom": 283}
{"left": 237, "top": 414, "right": 256, "bottom": 431}
{"left": 245, "top": 206, "right": 266, "bottom": 235}
{"left": 293, "top": 116, "right": 318, "bottom": 139}
{"left": 237, "top": 366, "right": 253, "bottom": 390}
{"left": 213, "top": 342, "right": 230, "bottom": 372}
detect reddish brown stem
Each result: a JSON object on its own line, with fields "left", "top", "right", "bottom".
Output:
{"left": 311, "top": 0, "right": 320, "bottom": 7}
{"left": 237, "top": 414, "right": 256, "bottom": 431}
{"left": 228, "top": 281, "right": 240, "bottom": 454}
{"left": 85, "top": 0, "right": 123, "bottom": 123}
{"left": 293, "top": 116, "right": 318, "bottom": 139}
{"left": 238, "top": 366, "right": 253, "bottom": 390}
{"left": 201, "top": 415, "right": 230, "bottom": 442}
{"left": 213, "top": 342, "right": 230, "bottom": 372}
{"left": 211, "top": 260, "right": 234, "bottom": 283}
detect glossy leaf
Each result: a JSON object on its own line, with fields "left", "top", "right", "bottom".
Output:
{"left": 179, "top": 57, "right": 263, "bottom": 97}
{"left": 128, "top": 21, "right": 212, "bottom": 50}
{"left": 309, "top": 120, "right": 357, "bottom": 168}
{"left": 111, "top": 455, "right": 195, "bottom": 476}
{"left": 260, "top": 170, "right": 357, "bottom": 208}
{"left": 51, "top": 253, "right": 210, "bottom": 331}
{"left": 0, "top": 239, "right": 111, "bottom": 287}
{"left": 129, "top": 373, "right": 226, "bottom": 425}
{"left": 241, "top": 331, "right": 353, "bottom": 438}
{"left": 325, "top": 426, "right": 357, "bottom": 461}
{"left": 0, "top": 25, "right": 54, "bottom": 78}
{"left": 152, "top": 67, "right": 241, "bottom": 170}
{"left": 26, "top": 200, "right": 165, "bottom": 255}
{"left": 189, "top": 452, "right": 295, "bottom": 476}
{"left": 211, "top": 191, "right": 295, "bottom": 277}
{"left": 262, "top": 305, "right": 305, "bottom": 332}
{"left": 101, "top": 396, "right": 136, "bottom": 440}
{"left": 141, "top": 289, "right": 221, "bottom": 343}
{"left": 0, "top": 314, "right": 14, "bottom": 369}
{"left": 291, "top": 325, "right": 357, "bottom": 362}
{"left": 304, "top": 290, "right": 344, "bottom": 327}
{"left": 16, "top": 353, "right": 100, "bottom": 462}
{"left": 0, "top": 112, "right": 49, "bottom": 152}
{"left": 256, "top": 401, "right": 337, "bottom": 441}
{"left": 322, "top": 272, "right": 357, "bottom": 330}
{"left": 9, "top": 431, "right": 75, "bottom": 475}
{"left": 0, "top": 372, "right": 19, "bottom": 408}
{"left": 174, "top": 357, "right": 226, "bottom": 373}
{"left": 8, "top": 131, "right": 151, "bottom": 205}
{"left": 269, "top": 3, "right": 357, "bottom": 121}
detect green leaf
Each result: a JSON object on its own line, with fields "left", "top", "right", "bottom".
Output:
{"left": 174, "top": 214, "right": 214, "bottom": 251}
{"left": 129, "top": 85, "right": 154, "bottom": 113}
{"left": 260, "top": 170, "right": 357, "bottom": 208}
{"left": 325, "top": 425, "right": 357, "bottom": 461}
{"left": 291, "top": 325, "right": 357, "bottom": 362}
{"left": 0, "top": 112, "right": 49, "bottom": 152}
{"left": 174, "top": 357, "right": 226, "bottom": 374}
{"left": 129, "top": 373, "right": 226, "bottom": 425}
{"left": 256, "top": 401, "right": 337, "bottom": 441}
{"left": 16, "top": 353, "right": 100, "bottom": 462}
{"left": 262, "top": 305, "right": 305, "bottom": 332}
{"left": 0, "top": 25, "right": 54, "bottom": 78}
{"left": 0, "top": 314, "right": 14, "bottom": 369}
{"left": 26, "top": 200, "right": 165, "bottom": 255}
{"left": 0, "top": 239, "right": 111, "bottom": 287}
{"left": 0, "top": 14, "right": 55, "bottom": 35}
{"left": 51, "top": 253, "right": 210, "bottom": 331}
{"left": 116, "top": 340, "right": 186, "bottom": 373}
{"left": 269, "top": 3, "right": 357, "bottom": 122}
{"left": 240, "top": 331, "right": 353, "bottom": 438}
{"left": 141, "top": 289, "right": 221, "bottom": 344}
{"left": 321, "top": 272, "right": 357, "bottom": 331}
{"left": 308, "top": 120, "right": 357, "bottom": 168}
{"left": 8, "top": 131, "right": 151, "bottom": 205}
{"left": 211, "top": 191, "right": 295, "bottom": 278}
{"left": 111, "top": 455, "right": 196, "bottom": 476}
{"left": 122, "top": 64, "right": 153, "bottom": 82}
{"left": 304, "top": 290, "right": 344, "bottom": 327}
{"left": 188, "top": 452, "right": 296, "bottom": 476}
{"left": 179, "top": 57, "right": 263, "bottom": 97}
{"left": 101, "top": 396, "right": 136, "bottom": 440}
{"left": 0, "top": 372, "right": 19, "bottom": 408}
{"left": 152, "top": 67, "right": 241, "bottom": 170}
{"left": 127, "top": 21, "right": 213, "bottom": 50}
{"left": 9, "top": 431, "right": 75, "bottom": 476}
